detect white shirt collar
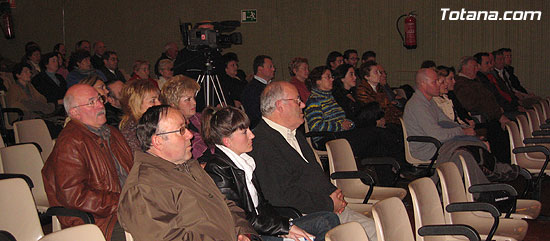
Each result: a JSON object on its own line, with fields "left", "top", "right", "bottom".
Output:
{"left": 254, "top": 75, "right": 270, "bottom": 85}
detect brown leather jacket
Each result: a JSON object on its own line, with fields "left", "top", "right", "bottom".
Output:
{"left": 355, "top": 80, "right": 403, "bottom": 124}
{"left": 42, "top": 120, "right": 133, "bottom": 241}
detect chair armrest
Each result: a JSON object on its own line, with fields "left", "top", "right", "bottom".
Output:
{"left": 418, "top": 225, "right": 480, "bottom": 241}
{"left": 8, "top": 142, "right": 43, "bottom": 153}
{"left": 446, "top": 202, "right": 500, "bottom": 218}
{"left": 540, "top": 123, "right": 550, "bottom": 129}
{"left": 360, "top": 157, "right": 400, "bottom": 170}
{"left": 468, "top": 183, "right": 518, "bottom": 197}
{"left": 532, "top": 130, "right": 550, "bottom": 136}
{"left": 273, "top": 206, "right": 302, "bottom": 219}
{"left": 1, "top": 108, "right": 24, "bottom": 124}
{"left": 45, "top": 206, "right": 95, "bottom": 224}
{"left": 0, "top": 173, "right": 34, "bottom": 188}
{"left": 330, "top": 171, "right": 374, "bottom": 204}
{"left": 304, "top": 131, "right": 335, "bottom": 138}
{"left": 523, "top": 138, "right": 550, "bottom": 145}
{"left": 407, "top": 136, "right": 442, "bottom": 149}
{"left": 513, "top": 145, "right": 550, "bottom": 156}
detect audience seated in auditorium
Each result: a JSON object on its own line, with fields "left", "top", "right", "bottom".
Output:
{"left": 118, "top": 105, "right": 257, "bottom": 241}
{"left": 202, "top": 106, "right": 340, "bottom": 241}
{"left": 24, "top": 46, "right": 42, "bottom": 78}
{"left": 119, "top": 80, "right": 161, "bottom": 153}
{"left": 343, "top": 49, "right": 359, "bottom": 69}
{"left": 156, "top": 59, "right": 173, "bottom": 89}
{"left": 433, "top": 66, "right": 475, "bottom": 128}
{"left": 91, "top": 41, "right": 106, "bottom": 69}
{"left": 331, "top": 63, "right": 359, "bottom": 121}
{"left": 75, "top": 39, "right": 91, "bottom": 52}
{"left": 355, "top": 61, "right": 403, "bottom": 125}
{"left": 42, "top": 84, "right": 133, "bottom": 241}
{"left": 128, "top": 60, "right": 158, "bottom": 88}
{"left": 378, "top": 64, "right": 406, "bottom": 109}
{"left": 105, "top": 80, "right": 124, "bottom": 127}
{"left": 495, "top": 48, "right": 541, "bottom": 108}
{"left": 161, "top": 75, "right": 213, "bottom": 161}
{"left": 360, "top": 50, "right": 376, "bottom": 64}
{"left": 53, "top": 43, "right": 66, "bottom": 59}
{"left": 420, "top": 60, "right": 436, "bottom": 70}
{"left": 220, "top": 52, "right": 247, "bottom": 107}
{"left": 250, "top": 81, "right": 378, "bottom": 241}
{"left": 66, "top": 50, "right": 107, "bottom": 87}
{"left": 326, "top": 51, "right": 343, "bottom": 72}
{"left": 288, "top": 57, "right": 311, "bottom": 103}
{"left": 8, "top": 62, "right": 55, "bottom": 120}
{"left": 99, "top": 51, "right": 126, "bottom": 83}
{"left": 53, "top": 43, "right": 69, "bottom": 78}
{"left": 241, "top": 55, "right": 275, "bottom": 128}
{"left": 31, "top": 52, "right": 67, "bottom": 106}
{"left": 154, "top": 42, "right": 178, "bottom": 77}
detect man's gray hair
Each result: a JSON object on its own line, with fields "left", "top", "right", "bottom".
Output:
{"left": 63, "top": 93, "right": 75, "bottom": 114}
{"left": 458, "top": 56, "right": 475, "bottom": 73}
{"left": 260, "top": 81, "right": 287, "bottom": 116}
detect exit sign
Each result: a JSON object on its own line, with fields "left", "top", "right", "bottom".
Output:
{"left": 241, "top": 9, "right": 257, "bottom": 23}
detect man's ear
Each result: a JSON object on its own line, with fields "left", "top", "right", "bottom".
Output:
{"left": 68, "top": 108, "right": 79, "bottom": 119}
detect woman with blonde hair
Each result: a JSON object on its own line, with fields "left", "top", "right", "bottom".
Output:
{"left": 288, "top": 57, "right": 310, "bottom": 103}
{"left": 119, "top": 79, "right": 161, "bottom": 152}
{"left": 161, "top": 75, "right": 213, "bottom": 160}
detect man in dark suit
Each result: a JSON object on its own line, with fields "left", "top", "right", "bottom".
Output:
{"left": 91, "top": 41, "right": 106, "bottom": 69}
{"left": 241, "top": 55, "right": 275, "bottom": 128}
{"left": 250, "top": 81, "right": 377, "bottom": 241}
{"left": 99, "top": 51, "right": 126, "bottom": 83}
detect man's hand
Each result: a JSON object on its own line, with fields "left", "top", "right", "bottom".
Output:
{"left": 342, "top": 119, "right": 354, "bottom": 130}
{"left": 466, "top": 119, "right": 476, "bottom": 128}
{"left": 282, "top": 225, "right": 315, "bottom": 241}
{"left": 330, "top": 189, "right": 347, "bottom": 214}
{"left": 237, "top": 234, "right": 251, "bottom": 241}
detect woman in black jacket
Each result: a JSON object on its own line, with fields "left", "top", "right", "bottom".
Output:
{"left": 201, "top": 106, "right": 339, "bottom": 241}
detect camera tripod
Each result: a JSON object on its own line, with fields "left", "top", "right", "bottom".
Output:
{"left": 196, "top": 51, "right": 228, "bottom": 108}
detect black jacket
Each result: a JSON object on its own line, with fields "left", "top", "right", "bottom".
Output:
{"left": 99, "top": 66, "right": 126, "bottom": 83}
{"left": 203, "top": 147, "right": 291, "bottom": 236}
{"left": 241, "top": 78, "right": 266, "bottom": 128}
{"left": 31, "top": 71, "right": 67, "bottom": 104}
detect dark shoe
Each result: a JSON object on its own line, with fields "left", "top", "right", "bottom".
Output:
{"left": 399, "top": 166, "right": 429, "bottom": 180}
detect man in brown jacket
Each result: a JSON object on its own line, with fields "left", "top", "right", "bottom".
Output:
{"left": 42, "top": 84, "right": 133, "bottom": 241}
{"left": 118, "top": 105, "right": 257, "bottom": 241}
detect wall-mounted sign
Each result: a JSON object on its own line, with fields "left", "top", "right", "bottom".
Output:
{"left": 241, "top": 9, "right": 257, "bottom": 23}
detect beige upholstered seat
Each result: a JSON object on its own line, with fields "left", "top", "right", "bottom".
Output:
{"left": 437, "top": 162, "right": 528, "bottom": 241}
{"left": 14, "top": 119, "right": 55, "bottom": 162}
{"left": 400, "top": 117, "right": 430, "bottom": 165}
{"left": 325, "top": 138, "right": 407, "bottom": 205}
{"left": 409, "top": 177, "right": 516, "bottom": 241}
{"left": 459, "top": 155, "right": 541, "bottom": 220}
{"left": 303, "top": 118, "right": 328, "bottom": 169}
{"left": 372, "top": 197, "right": 416, "bottom": 241}
{"left": 506, "top": 118, "right": 550, "bottom": 174}
{"left": 39, "top": 224, "right": 105, "bottom": 241}
{"left": 0, "top": 178, "right": 45, "bottom": 241}
{"left": 325, "top": 222, "right": 369, "bottom": 241}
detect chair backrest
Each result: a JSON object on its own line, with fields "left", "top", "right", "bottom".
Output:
{"left": 0, "top": 144, "right": 49, "bottom": 209}
{"left": 408, "top": 177, "right": 448, "bottom": 241}
{"left": 303, "top": 117, "right": 327, "bottom": 169}
{"left": 399, "top": 117, "right": 426, "bottom": 165}
{"left": 13, "top": 119, "right": 54, "bottom": 161}
{"left": 525, "top": 109, "right": 540, "bottom": 133}
{"left": 372, "top": 197, "right": 415, "bottom": 241}
{"left": 437, "top": 162, "right": 474, "bottom": 225}
{"left": 532, "top": 103, "right": 545, "bottom": 126}
{"left": 459, "top": 155, "right": 475, "bottom": 202}
{"left": 540, "top": 99, "right": 550, "bottom": 122}
{"left": 125, "top": 231, "right": 134, "bottom": 241}
{"left": 0, "top": 178, "right": 44, "bottom": 241}
{"left": 516, "top": 114, "right": 532, "bottom": 140}
{"left": 325, "top": 139, "right": 371, "bottom": 198}
{"left": 325, "top": 222, "right": 369, "bottom": 241}
{"left": 506, "top": 121, "right": 522, "bottom": 166}
{"left": 0, "top": 91, "right": 14, "bottom": 130}
{"left": 39, "top": 224, "right": 106, "bottom": 241}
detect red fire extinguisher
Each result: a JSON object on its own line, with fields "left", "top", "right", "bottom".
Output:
{"left": 0, "top": 2, "right": 15, "bottom": 39}
{"left": 396, "top": 11, "right": 416, "bottom": 49}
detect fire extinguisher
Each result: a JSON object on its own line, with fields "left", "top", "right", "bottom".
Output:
{"left": 0, "top": 2, "right": 15, "bottom": 39}
{"left": 396, "top": 11, "right": 416, "bottom": 49}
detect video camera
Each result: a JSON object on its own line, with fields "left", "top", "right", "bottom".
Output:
{"left": 180, "top": 21, "right": 242, "bottom": 51}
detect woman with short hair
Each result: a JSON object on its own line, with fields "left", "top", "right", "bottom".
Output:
{"left": 288, "top": 57, "right": 310, "bottom": 103}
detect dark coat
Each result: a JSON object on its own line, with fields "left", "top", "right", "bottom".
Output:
{"left": 250, "top": 120, "right": 337, "bottom": 214}
{"left": 203, "top": 147, "right": 291, "bottom": 236}
{"left": 241, "top": 78, "right": 267, "bottom": 128}
{"left": 99, "top": 66, "right": 126, "bottom": 83}
{"left": 31, "top": 71, "right": 67, "bottom": 103}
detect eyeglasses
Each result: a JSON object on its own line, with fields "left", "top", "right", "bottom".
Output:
{"left": 280, "top": 98, "right": 302, "bottom": 105}
{"left": 322, "top": 74, "right": 334, "bottom": 80}
{"left": 71, "top": 95, "right": 105, "bottom": 109}
{"left": 156, "top": 126, "right": 187, "bottom": 136}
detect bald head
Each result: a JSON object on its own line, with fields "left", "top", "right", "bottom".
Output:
{"left": 64, "top": 84, "right": 107, "bottom": 128}
{"left": 415, "top": 68, "right": 440, "bottom": 100}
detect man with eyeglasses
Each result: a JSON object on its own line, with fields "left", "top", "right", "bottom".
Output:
{"left": 99, "top": 51, "right": 126, "bottom": 83}
{"left": 118, "top": 105, "right": 257, "bottom": 241}
{"left": 42, "top": 84, "right": 133, "bottom": 241}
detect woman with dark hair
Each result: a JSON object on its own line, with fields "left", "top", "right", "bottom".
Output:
{"left": 355, "top": 61, "right": 402, "bottom": 125}
{"left": 288, "top": 57, "right": 310, "bottom": 103}
{"left": 53, "top": 43, "right": 69, "bottom": 78}
{"left": 31, "top": 52, "right": 67, "bottom": 106}
{"left": 8, "top": 62, "right": 55, "bottom": 119}
{"left": 325, "top": 51, "right": 343, "bottom": 71}
{"left": 434, "top": 66, "right": 475, "bottom": 126}
{"left": 128, "top": 60, "right": 158, "bottom": 88}
{"left": 66, "top": 50, "right": 107, "bottom": 88}
{"left": 331, "top": 63, "right": 359, "bottom": 121}
{"left": 304, "top": 66, "right": 404, "bottom": 169}
{"left": 24, "top": 46, "right": 42, "bottom": 77}
{"left": 218, "top": 53, "right": 244, "bottom": 107}
{"left": 202, "top": 106, "right": 339, "bottom": 241}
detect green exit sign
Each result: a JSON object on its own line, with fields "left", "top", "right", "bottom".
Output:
{"left": 241, "top": 9, "right": 257, "bottom": 23}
